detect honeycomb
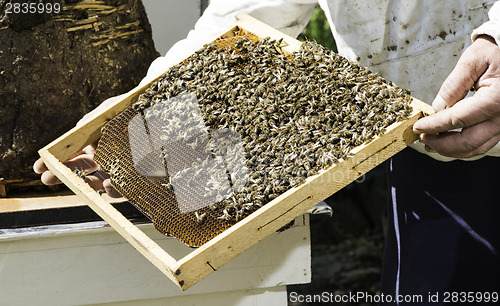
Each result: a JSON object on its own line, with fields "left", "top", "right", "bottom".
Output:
{"left": 94, "top": 28, "right": 412, "bottom": 247}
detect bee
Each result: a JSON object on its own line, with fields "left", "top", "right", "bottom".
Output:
{"left": 195, "top": 211, "right": 207, "bottom": 225}
{"left": 161, "top": 182, "right": 174, "bottom": 192}
{"left": 73, "top": 169, "right": 86, "bottom": 180}
{"left": 217, "top": 209, "right": 232, "bottom": 222}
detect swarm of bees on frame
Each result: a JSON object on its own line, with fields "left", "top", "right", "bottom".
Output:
{"left": 124, "top": 35, "right": 412, "bottom": 225}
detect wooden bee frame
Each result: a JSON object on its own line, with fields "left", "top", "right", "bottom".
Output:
{"left": 39, "top": 14, "right": 434, "bottom": 290}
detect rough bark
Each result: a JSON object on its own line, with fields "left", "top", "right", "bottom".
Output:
{"left": 0, "top": 0, "right": 159, "bottom": 180}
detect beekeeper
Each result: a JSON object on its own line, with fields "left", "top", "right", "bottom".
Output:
{"left": 35, "top": 0, "right": 500, "bottom": 300}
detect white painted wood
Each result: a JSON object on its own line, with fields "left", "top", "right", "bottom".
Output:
{"left": 0, "top": 216, "right": 310, "bottom": 306}
{"left": 91, "top": 287, "right": 288, "bottom": 306}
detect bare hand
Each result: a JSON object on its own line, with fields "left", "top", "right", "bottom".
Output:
{"left": 413, "top": 36, "right": 500, "bottom": 158}
{"left": 34, "top": 143, "right": 122, "bottom": 198}
{"left": 34, "top": 94, "right": 127, "bottom": 197}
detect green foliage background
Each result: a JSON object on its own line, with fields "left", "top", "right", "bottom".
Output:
{"left": 299, "top": 5, "right": 337, "bottom": 52}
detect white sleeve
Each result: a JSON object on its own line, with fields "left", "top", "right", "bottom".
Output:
{"left": 140, "top": 0, "right": 317, "bottom": 86}
{"left": 472, "top": 1, "right": 500, "bottom": 44}
{"left": 470, "top": 2, "right": 500, "bottom": 158}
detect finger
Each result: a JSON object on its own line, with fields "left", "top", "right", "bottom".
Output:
{"left": 90, "top": 170, "right": 111, "bottom": 189}
{"left": 36, "top": 155, "right": 97, "bottom": 184}
{"left": 413, "top": 91, "right": 498, "bottom": 134}
{"left": 33, "top": 158, "right": 48, "bottom": 174}
{"left": 35, "top": 143, "right": 100, "bottom": 186}
{"left": 61, "top": 143, "right": 97, "bottom": 162}
{"left": 41, "top": 171, "right": 62, "bottom": 185}
{"left": 85, "top": 175, "right": 105, "bottom": 191}
{"left": 103, "top": 179, "right": 123, "bottom": 198}
{"left": 427, "top": 133, "right": 500, "bottom": 158}
{"left": 420, "top": 118, "right": 500, "bottom": 157}
{"left": 84, "top": 142, "right": 99, "bottom": 152}
{"left": 36, "top": 154, "right": 97, "bottom": 175}
{"left": 92, "top": 170, "right": 110, "bottom": 181}
{"left": 432, "top": 94, "right": 448, "bottom": 112}
{"left": 467, "top": 134, "right": 500, "bottom": 157}
{"left": 40, "top": 159, "right": 98, "bottom": 185}
{"left": 65, "top": 154, "right": 99, "bottom": 173}
{"left": 436, "top": 48, "right": 487, "bottom": 108}
{"left": 464, "top": 135, "right": 500, "bottom": 158}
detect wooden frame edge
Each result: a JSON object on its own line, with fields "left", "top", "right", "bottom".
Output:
{"left": 37, "top": 12, "right": 436, "bottom": 291}
{"left": 38, "top": 147, "right": 182, "bottom": 288}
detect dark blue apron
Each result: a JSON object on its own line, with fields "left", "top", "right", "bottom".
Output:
{"left": 381, "top": 148, "right": 500, "bottom": 305}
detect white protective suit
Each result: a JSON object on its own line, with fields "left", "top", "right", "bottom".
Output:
{"left": 142, "top": 0, "right": 500, "bottom": 161}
